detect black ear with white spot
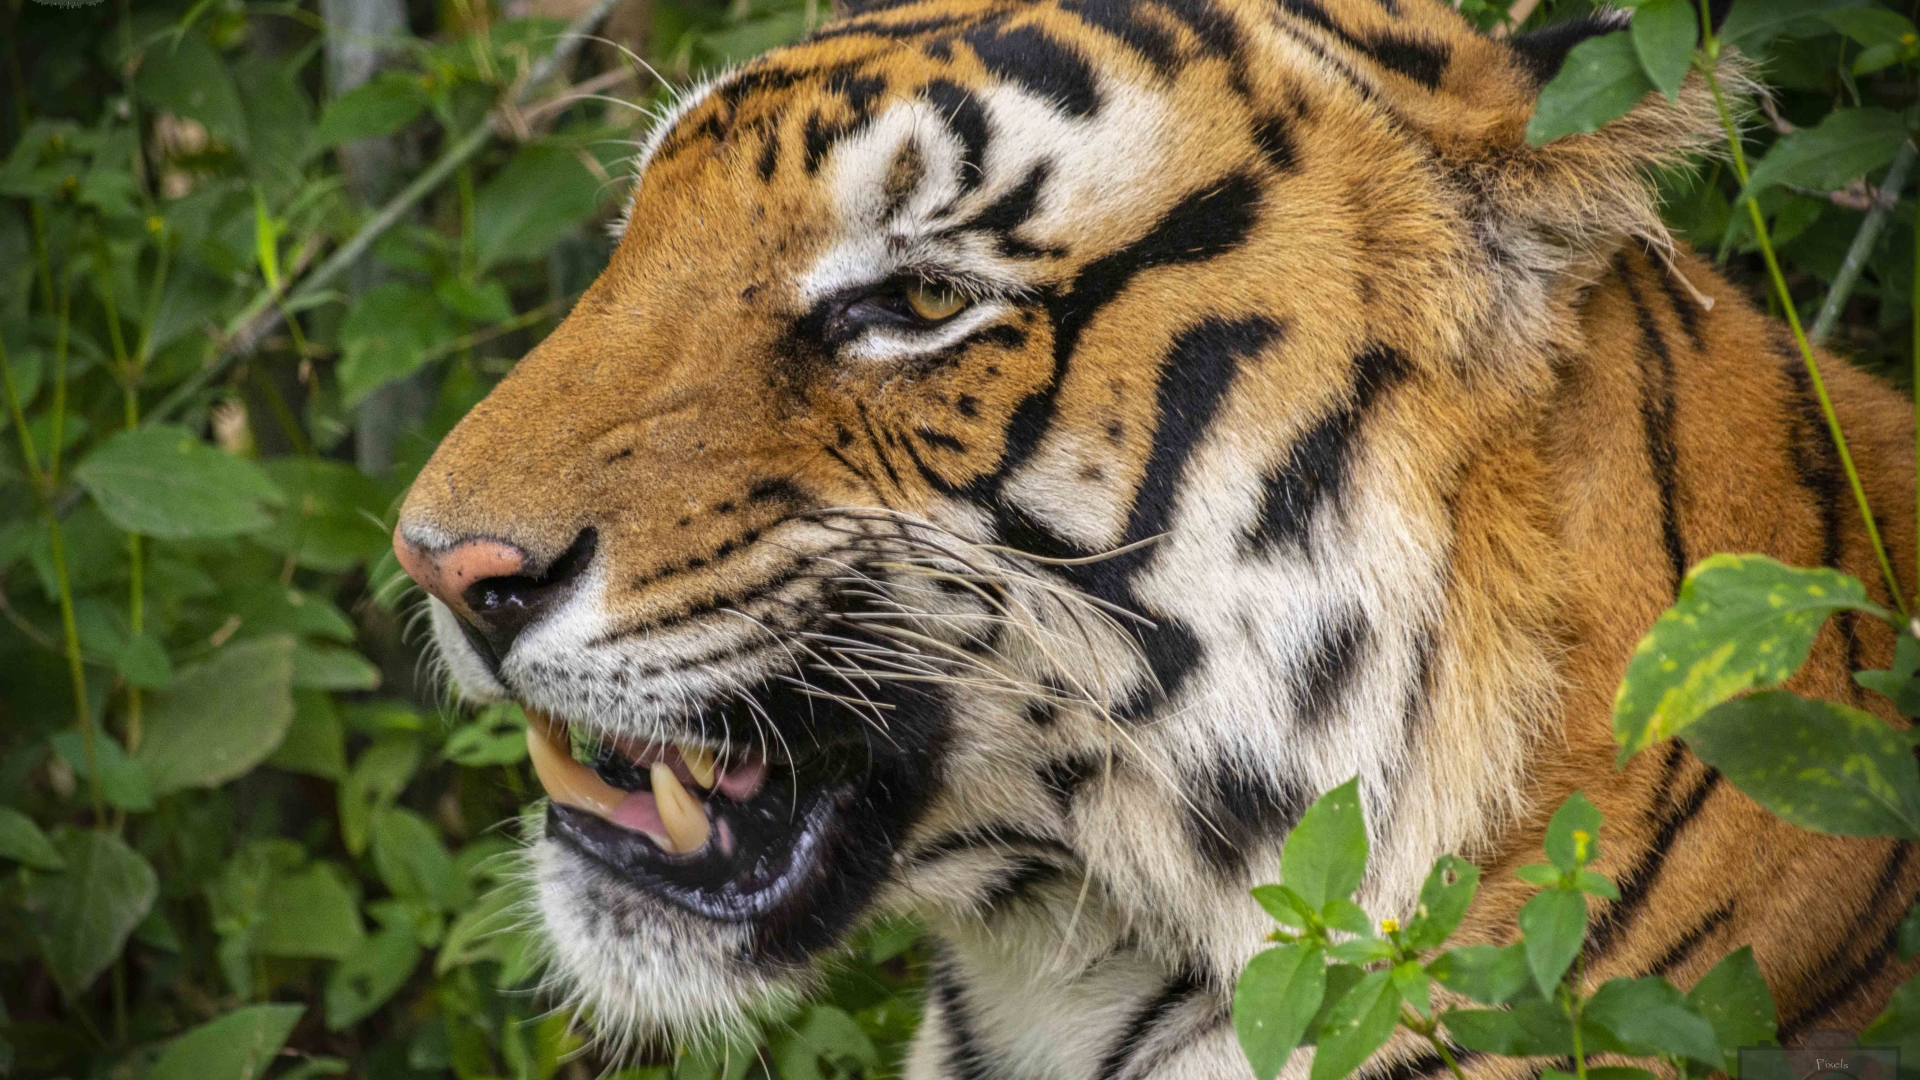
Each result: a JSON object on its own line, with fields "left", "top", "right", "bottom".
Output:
{"left": 1505, "top": 0, "right": 1730, "bottom": 86}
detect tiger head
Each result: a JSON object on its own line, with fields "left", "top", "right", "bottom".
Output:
{"left": 394, "top": 0, "right": 1732, "bottom": 1051}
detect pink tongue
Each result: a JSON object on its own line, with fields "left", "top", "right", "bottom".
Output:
{"left": 716, "top": 759, "right": 767, "bottom": 800}
{"left": 609, "top": 791, "right": 670, "bottom": 845}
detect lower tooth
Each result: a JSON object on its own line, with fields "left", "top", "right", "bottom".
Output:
{"left": 652, "top": 762, "right": 712, "bottom": 853}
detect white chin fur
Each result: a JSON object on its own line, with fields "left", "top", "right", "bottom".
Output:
{"left": 533, "top": 839, "right": 805, "bottom": 1047}
{"left": 428, "top": 597, "right": 509, "bottom": 702}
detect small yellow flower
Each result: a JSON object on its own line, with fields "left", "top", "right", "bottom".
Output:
{"left": 1379, "top": 918, "right": 1400, "bottom": 934}
{"left": 146, "top": 215, "right": 164, "bottom": 234}
{"left": 1903, "top": 32, "right": 1917, "bottom": 45}
{"left": 1573, "top": 829, "right": 1592, "bottom": 862}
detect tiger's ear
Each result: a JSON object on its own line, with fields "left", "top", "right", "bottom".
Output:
{"left": 1445, "top": 10, "right": 1747, "bottom": 278}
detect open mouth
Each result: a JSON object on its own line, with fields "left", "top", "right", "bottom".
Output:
{"left": 526, "top": 693, "right": 862, "bottom": 925}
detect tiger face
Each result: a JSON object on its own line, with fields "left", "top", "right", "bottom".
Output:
{"left": 395, "top": 0, "right": 1731, "bottom": 1061}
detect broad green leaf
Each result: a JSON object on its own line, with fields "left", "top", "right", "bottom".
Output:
{"left": 237, "top": 55, "right": 315, "bottom": 198}
{"left": 74, "top": 425, "right": 284, "bottom": 539}
{"left": 326, "top": 925, "right": 422, "bottom": 1030}
{"left": 340, "top": 733, "right": 422, "bottom": 855}
{"left": 1543, "top": 792, "right": 1603, "bottom": 873}
{"left": 134, "top": 32, "right": 248, "bottom": 150}
{"left": 1631, "top": 0, "right": 1698, "bottom": 100}
{"left": 1611, "top": 554, "right": 1884, "bottom": 758}
{"left": 255, "top": 457, "right": 396, "bottom": 573}
{"left": 1233, "top": 943, "right": 1327, "bottom": 1080}
{"left": 219, "top": 581, "right": 357, "bottom": 642}
{"left": 1321, "top": 897, "right": 1374, "bottom": 936}
{"left": 1860, "top": 975, "right": 1920, "bottom": 1064}
{"left": 21, "top": 827, "right": 157, "bottom": 998}
{"left": 1686, "top": 947, "right": 1777, "bottom": 1071}
{"left": 1527, "top": 32, "right": 1654, "bottom": 145}
{"left": 50, "top": 729, "right": 154, "bottom": 812}
{"left": 269, "top": 690, "right": 349, "bottom": 780}
{"left": 443, "top": 701, "right": 530, "bottom": 767}
{"left": 0, "top": 806, "right": 65, "bottom": 869}
{"left": 1824, "top": 7, "right": 1916, "bottom": 47}
{"left": 314, "top": 72, "right": 428, "bottom": 147}
{"left": 149, "top": 1004, "right": 304, "bottom": 1080}
{"left": 1392, "top": 961, "right": 1432, "bottom": 1019}
{"left": 1517, "top": 888, "right": 1587, "bottom": 997}
{"left": 1585, "top": 976, "right": 1722, "bottom": 1062}
{"left": 138, "top": 636, "right": 296, "bottom": 795}
{"left": 334, "top": 281, "right": 459, "bottom": 408}
{"left": 778, "top": 1004, "right": 880, "bottom": 1080}
{"left": 72, "top": 597, "right": 173, "bottom": 688}
{"left": 1301, "top": 963, "right": 1364, "bottom": 1049}
{"left": 1406, "top": 855, "right": 1479, "bottom": 950}
{"left": 1854, "top": 633, "right": 1920, "bottom": 716}
{"left": 1575, "top": 870, "right": 1619, "bottom": 899}
{"left": 371, "top": 807, "right": 466, "bottom": 912}
{"left": 292, "top": 641, "right": 383, "bottom": 690}
{"left": 252, "top": 862, "right": 365, "bottom": 960}
{"left": 1327, "top": 937, "right": 1395, "bottom": 965}
{"left": 1853, "top": 41, "right": 1909, "bottom": 76}
{"left": 1443, "top": 998, "right": 1575, "bottom": 1055}
{"left": 1279, "top": 778, "right": 1367, "bottom": 912}
{"left": 1427, "top": 943, "right": 1530, "bottom": 1006}
{"left": 135, "top": 907, "right": 183, "bottom": 952}
{"left": 1253, "top": 883, "right": 1316, "bottom": 929}
{"left": 1720, "top": 0, "right": 1869, "bottom": 51}
{"left": 435, "top": 276, "right": 514, "bottom": 322}
{"left": 1685, "top": 692, "right": 1920, "bottom": 841}
{"left": 1514, "top": 862, "right": 1561, "bottom": 887}
{"left": 1743, "top": 109, "right": 1907, "bottom": 203}
{"left": 472, "top": 143, "right": 604, "bottom": 270}
{"left": 1308, "top": 970, "right": 1400, "bottom": 1080}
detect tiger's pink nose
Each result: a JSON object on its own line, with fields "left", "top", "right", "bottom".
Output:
{"left": 392, "top": 533, "right": 527, "bottom": 617}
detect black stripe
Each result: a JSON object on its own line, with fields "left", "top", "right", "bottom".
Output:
{"left": 1245, "top": 343, "right": 1411, "bottom": 554}
{"left": 1780, "top": 840, "right": 1915, "bottom": 1040}
{"left": 906, "top": 823, "right": 1077, "bottom": 864}
{"left": 1187, "top": 760, "right": 1309, "bottom": 875}
{"left": 1294, "top": 607, "right": 1370, "bottom": 729}
{"left": 1584, "top": 752, "right": 1719, "bottom": 959}
{"left": 809, "top": 11, "right": 982, "bottom": 42}
{"left": 955, "top": 161, "right": 1057, "bottom": 257}
{"left": 964, "top": 23, "right": 1101, "bottom": 117}
{"left": 1038, "top": 753, "right": 1102, "bottom": 816}
{"left": 1060, "top": 0, "right": 1183, "bottom": 76}
{"left": 1617, "top": 255, "right": 1688, "bottom": 596}
{"left": 1093, "top": 972, "right": 1204, "bottom": 1080}
{"left": 991, "top": 172, "right": 1264, "bottom": 489}
{"left": 1783, "top": 358, "right": 1865, "bottom": 685}
{"left": 977, "top": 855, "right": 1065, "bottom": 909}
{"left": 1251, "top": 112, "right": 1298, "bottom": 173}
{"left": 932, "top": 963, "right": 1006, "bottom": 1080}
{"left": 1647, "top": 900, "right": 1733, "bottom": 975}
{"left": 1655, "top": 267, "right": 1707, "bottom": 351}
{"left": 923, "top": 80, "right": 991, "bottom": 193}
{"left": 1365, "top": 1047, "right": 1483, "bottom": 1080}
{"left": 855, "top": 402, "right": 904, "bottom": 490}
{"left": 1273, "top": 0, "right": 1449, "bottom": 89}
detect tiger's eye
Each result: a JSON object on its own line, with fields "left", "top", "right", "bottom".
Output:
{"left": 905, "top": 282, "right": 967, "bottom": 322}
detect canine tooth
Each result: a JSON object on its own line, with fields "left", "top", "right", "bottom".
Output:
{"left": 682, "top": 744, "right": 717, "bottom": 788}
{"left": 652, "top": 762, "right": 711, "bottom": 852}
{"left": 525, "top": 711, "right": 625, "bottom": 818}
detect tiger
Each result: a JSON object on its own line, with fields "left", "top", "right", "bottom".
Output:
{"left": 390, "top": 0, "right": 1920, "bottom": 1074}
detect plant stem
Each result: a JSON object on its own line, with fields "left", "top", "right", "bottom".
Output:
{"left": 48, "top": 515, "right": 104, "bottom": 827}
{"left": 1914, "top": 172, "right": 1919, "bottom": 619}
{"left": 0, "top": 330, "right": 42, "bottom": 481}
{"left": 1811, "top": 139, "right": 1917, "bottom": 345}
{"left": 1701, "top": 57, "right": 1910, "bottom": 619}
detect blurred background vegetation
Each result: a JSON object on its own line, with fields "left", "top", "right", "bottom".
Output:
{"left": 1, "top": 0, "right": 1916, "bottom": 1076}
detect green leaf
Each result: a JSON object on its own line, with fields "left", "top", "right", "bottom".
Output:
{"left": 326, "top": 925, "right": 422, "bottom": 1030}
{"left": 1406, "top": 854, "right": 1478, "bottom": 949}
{"left": 340, "top": 733, "right": 422, "bottom": 855}
{"left": 1443, "top": 998, "right": 1575, "bottom": 1056}
{"left": 437, "top": 878, "right": 535, "bottom": 975}
{"left": 371, "top": 807, "right": 466, "bottom": 911}
{"left": 1854, "top": 633, "right": 1920, "bottom": 716}
{"left": 1902, "top": 902, "right": 1920, "bottom": 962}
{"left": 1860, "top": 975, "right": 1920, "bottom": 1064}
{"left": 1575, "top": 870, "right": 1620, "bottom": 899}
{"left": 134, "top": 32, "right": 249, "bottom": 151}
{"left": 435, "top": 276, "right": 514, "bottom": 322}
{"left": 1631, "top": 0, "right": 1699, "bottom": 100}
{"left": 149, "top": 1004, "right": 305, "bottom": 1080}
{"left": 1824, "top": 7, "right": 1916, "bottom": 47}
{"left": 1611, "top": 554, "right": 1885, "bottom": 758}
{"left": 20, "top": 827, "right": 157, "bottom": 998}
{"left": 251, "top": 862, "right": 365, "bottom": 960}
{"left": 1517, "top": 888, "right": 1587, "bottom": 997}
{"left": 1514, "top": 862, "right": 1562, "bottom": 887}
{"left": 1427, "top": 943, "right": 1531, "bottom": 1006}
{"left": 314, "top": 71, "right": 428, "bottom": 147}
{"left": 1301, "top": 963, "right": 1364, "bottom": 1049}
{"left": 1327, "top": 938, "right": 1395, "bottom": 965}
{"left": 74, "top": 425, "right": 285, "bottom": 539}
{"left": 443, "top": 701, "right": 530, "bottom": 767}
{"left": 255, "top": 457, "right": 396, "bottom": 573}
{"left": 1526, "top": 32, "right": 1654, "bottom": 146}
{"left": 1686, "top": 692, "right": 1920, "bottom": 841}
{"left": 1585, "top": 976, "right": 1723, "bottom": 1062}
{"left": 292, "top": 641, "right": 383, "bottom": 690}
{"left": 1392, "top": 961, "right": 1432, "bottom": 1019}
{"left": 1280, "top": 778, "right": 1367, "bottom": 913}
{"left": 1308, "top": 969, "right": 1401, "bottom": 1080}
{"left": 1233, "top": 943, "right": 1327, "bottom": 1080}
{"left": 72, "top": 597, "right": 173, "bottom": 688}
{"left": 1686, "top": 947, "right": 1777, "bottom": 1071}
{"left": 1252, "top": 883, "right": 1316, "bottom": 929}
{"left": 138, "top": 636, "right": 297, "bottom": 795}
{"left": 1852, "top": 41, "right": 1909, "bottom": 76}
{"left": 1321, "top": 897, "right": 1374, "bottom": 936}
{"left": 0, "top": 806, "right": 64, "bottom": 869}
{"left": 50, "top": 729, "right": 154, "bottom": 811}
{"left": 1543, "top": 792, "right": 1603, "bottom": 873}
{"left": 269, "top": 690, "right": 349, "bottom": 780}
{"left": 1743, "top": 109, "right": 1907, "bottom": 203}
{"left": 335, "top": 281, "right": 459, "bottom": 408}
{"left": 472, "top": 143, "right": 604, "bottom": 270}
{"left": 1721, "top": 0, "right": 1870, "bottom": 51}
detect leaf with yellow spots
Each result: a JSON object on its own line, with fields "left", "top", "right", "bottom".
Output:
{"left": 1686, "top": 692, "right": 1920, "bottom": 842}
{"left": 1611, "top": 554, "right": 1889, "bottom": 760}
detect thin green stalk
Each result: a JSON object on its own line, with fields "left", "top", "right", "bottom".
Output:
{"left": 1699, "top": 46, "right": 1910, "bottom": 620}
{"left": 45, "top": 284, "right": 72, "bottom": 488}
{"left": 48, "top": 516, "right": 103, "bottom": 826}
{"left": 1913, "top": 195, "right": 1919, "bottom": 619}
{"left": 0, "top": 331, "right": 42, "bottom": 481}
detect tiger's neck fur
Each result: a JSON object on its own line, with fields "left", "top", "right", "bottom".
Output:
{"left": 898, "top": 245, "right": 1920, "bottom": 1080}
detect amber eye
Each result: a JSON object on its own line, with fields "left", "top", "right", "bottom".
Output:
{"left": 904, "top": 281, "right": 967, "bottom": 323}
